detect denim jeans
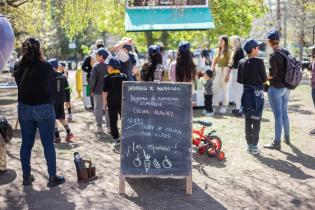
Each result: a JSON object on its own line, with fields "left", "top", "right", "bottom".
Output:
{"left": 18, "top": 103, "right": 57, "bottom": 177}
{"left": 268, "top": 87, "right": 290, "bottom": 144}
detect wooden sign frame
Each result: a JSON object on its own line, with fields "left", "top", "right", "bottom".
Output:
{"left": 118, "top": 82, "right": 192, "bottom": 195}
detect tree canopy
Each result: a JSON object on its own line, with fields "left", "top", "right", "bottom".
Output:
{"left": 1, "top": 0, "right": 266, "bottom": 56}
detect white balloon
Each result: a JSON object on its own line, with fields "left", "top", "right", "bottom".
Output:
{"left": 0, "top": 15, "right": 14, "bottom": 73}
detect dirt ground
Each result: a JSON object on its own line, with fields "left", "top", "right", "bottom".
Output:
{"left": 0, "top": 71, "right": 315, "bottom": 210}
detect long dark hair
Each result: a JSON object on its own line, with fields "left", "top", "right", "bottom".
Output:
{"left": 219, "top": 35, "right": 229, "bottom": 57}
{"left": 17, "top": 37, "right": 44, "bottom": 73}
{"left": 175, "top": 50, "right": 196, "bottom": 82}
{"left": 141, "top": 53, "right": 162, "bottom": 81}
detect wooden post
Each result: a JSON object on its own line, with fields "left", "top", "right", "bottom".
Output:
{"left": 119, "top": 174, "right": 126, "bottom": 194}
{"left": 15, "top": 117, "right": 19, "bottom": 130}
{"left": 186, "top": 175, "right": 192, "bottom": 195}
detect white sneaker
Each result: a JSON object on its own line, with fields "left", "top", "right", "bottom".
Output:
{"left": 114, "top": 139, "right": 121, "bottom": 146}
{"left": 205, "top": 112, "right": 214, "bottom": 117}
{"left": 219, "top": 107, "right": 227, "bottom": 114}
{"left": 202, "top": 110, "right": 207, "bottom": 114}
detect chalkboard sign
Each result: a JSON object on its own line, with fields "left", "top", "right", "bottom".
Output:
{"left": 120, "top": 82, "right": 192, "bottom": 177}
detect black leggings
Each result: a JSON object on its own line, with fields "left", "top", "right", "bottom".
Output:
{"left": 204, "top": 95, "right": 213, "bottom": 112}
{"left": 108, "top": 104, "right": 121, "bottom": 139}
{"left": 245, "top": 118, "right": 261, "bottom": 146}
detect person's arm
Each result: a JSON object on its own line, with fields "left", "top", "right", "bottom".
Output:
{"left": 211, "top": 49, "right": 219, "bottom": 71}
{"left": 90, "top": 66, "right": 97, "bottom": 96}
{"left": 260, "top": 59, "right": 268, "bottom": 83}
{"left": 102, "top": 91, "right": 108, "bottom": 109}
{"left": 268, "top": 54, "right": 278, "bottom": 80}
{"left": 102, "top": 76, "right": 109, "bottom": 108}
{"left": 110, "top": 38, "right": 132, "bottom": 52}
{"left": 237, "top": 61, "right": 244, "bottom": 84}
{"left": 225, "top": 50, "right": 232, "bottom": 82}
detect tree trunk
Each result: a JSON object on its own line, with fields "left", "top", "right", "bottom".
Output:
{"left": 299, "top": 10, "right": 306, "bottom": 63}
{"left": 276, "top": 0, "right": 281, "bottom": 34}
{"left": 145, "top": 31, "right": 154, "bottom": 48}
{"left": 161, "top": 31, "right": 169, "bottom": 48}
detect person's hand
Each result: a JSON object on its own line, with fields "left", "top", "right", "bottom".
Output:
{"left": 64, "top": 102, "right": 70, "bottom": 108}
{"left": 91, "top": 92, "right": 94, "bottom": 97}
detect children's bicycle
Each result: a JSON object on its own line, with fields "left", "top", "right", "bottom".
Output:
{"left": 192, "top": 121, "right": 225, "bottom": 160}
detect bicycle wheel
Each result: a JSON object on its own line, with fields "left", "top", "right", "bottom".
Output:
{"left": 206, "top": 136, "right": 222, "bottom": 157}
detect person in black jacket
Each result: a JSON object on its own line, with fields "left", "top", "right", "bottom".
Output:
{"left": 238, "top": 39, "right": 267, "bottom": 155}
{"left": 264, "top": 30, "right": 291, "bottom": 150}
{"left": 103, "top": 58, "right": 128, "bottom": 146}
{"left": 14, "top": 37, "right": 65, "bottom": 187}
{"left": 48, "top": 59, "right": 74, "bottom": 144}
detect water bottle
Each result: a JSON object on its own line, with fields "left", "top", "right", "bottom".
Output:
{"left": 74, "top": 152, "right": 85, "bottom": 172}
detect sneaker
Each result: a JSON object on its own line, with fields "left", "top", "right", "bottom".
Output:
{"left": 247, "top": 144, "right": 253, "bottom": 154}
{"left": 202, "top": 110, "right": 207, "bottom": 114}
{"left": 284, "top": 137, "right": 290, "bottom": 145}
{"left": 205, "top": 112, "right": 214, "bottom": 117}
{"left": 309, "top": 129, "right": 315, "bottom": 136}
{"left": 0, "top": 169, "right": 8, "bottom": 175}
{"left": 65, "top": 132, "right": 74, "bottom": 143}
{"left": 23, "top": 174, "right": 35, "bottom": 186}
{"left": 54, "top": 137, "right": 61, "bottom": 144}
{"left": 97, "top": 126, "right": 103, "bottom": 132}
{"left": 47, "top": 175, "right": 65, "bottom": 188}
{"left": 263, "top": 142, "right": 281, "bottom": 150}
{"left": 250, "top": 146, "right": 261, "bottom": 155}
{"left": 219, "top": 107, "right": 227, "bottom": 114}
{"left": 114, "top": 139, "right": 121, "bottom": 146}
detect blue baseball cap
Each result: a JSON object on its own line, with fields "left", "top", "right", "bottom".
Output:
{"left": 108, "top": 57, "right": 121, "bottom": 69}
{"left": 267, "top": 30, "right": 280, "bottom": 41}
{"left": 243, "top": 39, "right": 263, "bottom": 53}
{"left": 178, "top": 41, "right": 190, "bottom": 52}
{"left": 148, "top": 45, "right": 160, "bottom": 56}
{"left": 97, "top": 47, "right": 109, "bottom": 59}
{"left": 123, "top": 44, "right": 132, "bottom": 52}
{"left": 48, "top": 58, "right": 59, "bottom": 69}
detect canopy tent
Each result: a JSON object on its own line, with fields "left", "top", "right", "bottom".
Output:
{"left": 125, "top": 7, "right": 215, "bottom": 32}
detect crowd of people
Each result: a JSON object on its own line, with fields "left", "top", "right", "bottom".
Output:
{"left": 0, "top": 29, "right": 314, "bottom": 188}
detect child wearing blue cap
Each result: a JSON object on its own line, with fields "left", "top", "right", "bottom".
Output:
{"left": 48, "top": 58, "right": 74, "bottom": 143}
{"left": 91, "top": 47, "right": 110, "bottom": 132}
{"left": 238, "top": 39, "right": 267, "bottom": 155}
{"left": 103, "top": 58, "right": 128, "bottom": 146}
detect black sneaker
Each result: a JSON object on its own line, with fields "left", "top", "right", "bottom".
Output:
{"left": 263, "top": 142, "right": 281, "bottom": 150}
{"left": 23, "top": 174, "right": 35, "bottom": 186}
{"left": 0, "top": 169, "right": 8, "bottom": 175}
{"left": 47, "top": 175, "right": 65, "bottom": 188}
{"left": 284, "top": 138, "right": 290, "bottom": 145}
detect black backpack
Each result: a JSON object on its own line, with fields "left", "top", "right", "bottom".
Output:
{"left": 0, "top": 117, "right": 13, "bottom": 143}
{"left": 275, "top": 49, "right": 302, "bottom": 90}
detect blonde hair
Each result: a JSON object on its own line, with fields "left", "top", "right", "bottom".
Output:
{"left": 230, "top": 35, "right": 242, "bottom": 50}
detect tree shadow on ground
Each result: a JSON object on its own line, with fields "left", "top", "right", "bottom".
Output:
{"left": 0, "top": 99, "right": 17, "bottom": 106}
{"left": 288, "top": 104, "right": 313, "bottom": 115}
{"left": 123, "top": 178, "right": 227, "bottom": 210}
{"left": 55, "top": 142, "right": 80, "bottom": 150}
{"left": 0, "top": 169, "right": 17, "bottom": 185}
{"left": 21, "top": 186, "right": 76, "bottom": 210}
{"left": 280, "top": 144, "right": 315, "bottom": 171}
{"left": 255, "top": 154, "right": 313, "bottom": 180}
